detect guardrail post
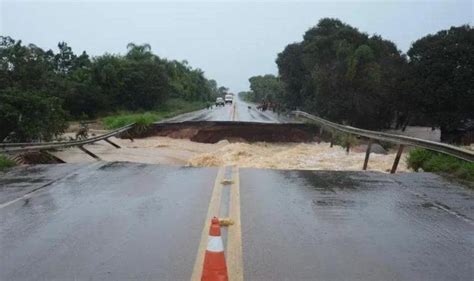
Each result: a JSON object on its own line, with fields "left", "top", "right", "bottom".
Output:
{"left": 104, "top": 138, "right": 121, "bottom": 148}
{"left": 291, "top": 110, "right": 474, "bottom": 163}
{"left": 363, "top": 139, "right": 372, "bottom": 170}
{"left": 317, "top": 127, "right": 323, "bottom": 144}
{"left": 78, "top": 146, "right": 101, "bottom": 160}
{"left": 390, "top": 145, "right": 405, "bottom": 174}
{"left": 40, "top": 150, "right": 66, "bottom": 163}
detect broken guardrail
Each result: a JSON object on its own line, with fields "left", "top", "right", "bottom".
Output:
{"left": 292, "top": 111, "right": 474, "bottom": 173}
{"left": 0, "top": 123, "right": 134, "bottom": 160}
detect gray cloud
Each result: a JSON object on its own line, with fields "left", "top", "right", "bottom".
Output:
{"left": 2, "top": 0, "right": 472, "bottom": 92}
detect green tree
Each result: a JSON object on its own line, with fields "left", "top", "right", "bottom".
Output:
{"left": 276, "top": 18, "right": 407, "bottom": 129}
{"left": 0, "top": 89, "right": 67, "bottom": 141}
{"left": 0, "top": 36, "right": 56, "bottom": 92}
{"left": 121, "top": 59, "right": 169, "bottom": 110}
{"left": 407, "top": 25, "right": 474, "bottom": 141}
{"left": 125, "top": 43, "right": 153, "bottom": 61}
{"left": 0, "top": 37, "right": 222, "bottom": 141}
{"left": 248, "top": 74, "right": 284, "bottom": 103}
{"left": 55, "top": 42, "right": 77, "bottom": 74}
{"left": 207, "top": 79, "right": 220, "bottom": 99}
{"left": 275, "top": 43, "right": 305, "bottom": 109}
{"left": 217, "top": 86, "right": 229, "bottom": 96}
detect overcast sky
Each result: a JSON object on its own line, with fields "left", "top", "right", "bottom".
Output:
{"left": 1, "top": 0, "right": 472, "bottom": 92}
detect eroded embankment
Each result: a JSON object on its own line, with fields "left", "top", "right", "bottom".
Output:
{"left": 110, "top": 122, "right": 407, "bottom": 172}
{"left": 135, "top": 121, "right": 322, "bottom": 143}
{"left": 16, "top": 122, "right": 409, "bottom": 172}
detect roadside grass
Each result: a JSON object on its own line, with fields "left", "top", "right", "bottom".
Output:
{"left": 102, "top": 99, "right": 208, "bottom": 129}
{"left": 407, "top": 148, "right": 474, "bottom": 184}
{"left": 0, "top": 154, "right": 16, "bottom": 170}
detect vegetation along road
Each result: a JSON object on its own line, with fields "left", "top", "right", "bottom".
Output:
{"left": 1, "top": 10, "right": 473, "bottom": 281}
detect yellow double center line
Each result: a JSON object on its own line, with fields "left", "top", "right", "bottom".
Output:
{"left": 227, "top": 167, "right": 243, "bottom": 280}
{"left": 191, "top": 166, "right": 243, "bottom": 281}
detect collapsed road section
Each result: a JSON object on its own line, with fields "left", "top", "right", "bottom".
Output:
{"left": 5, "top": 121, "right": 411, "bottom": 172}
{"left": 123, "top": 121, "right": 322, "bottom": 143}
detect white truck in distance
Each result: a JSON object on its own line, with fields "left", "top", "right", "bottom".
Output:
{"left": 224, "top": 94, "right": 233, "bottom": 104}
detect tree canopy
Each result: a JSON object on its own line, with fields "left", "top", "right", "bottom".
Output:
{"left": 0, "top": 37, "right": 225, "bottom": 141}
{"left": 249, "top": 19, "right": 472, "bottom": 142}
{"left": 407, "top": 25, "right": 474, "bottom": 140}
{"left": 275, "top": 18, "right": 407, "bottom": 130}
{"left": 246, "top": 74, "right": 284, "bottom": 103}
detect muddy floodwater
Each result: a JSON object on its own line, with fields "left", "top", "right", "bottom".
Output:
{"left": 52, "top": 135, "right": 408, "bottom": 172}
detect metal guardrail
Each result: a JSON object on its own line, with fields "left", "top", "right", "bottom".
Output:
{"left": 292, "top": 111, "right": 474, "bottom": 168}
{"left": 0, "top": 124, "right": 134, "bottom": 157}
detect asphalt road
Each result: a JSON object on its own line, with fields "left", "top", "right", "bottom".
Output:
{"left": 1, "top": 95, "right": 472, "bottom": 280}
{"left": 1, "top": 162, "right": 473, "bottom": 280}
{"left": 162, "top": 95, "right": 289, "bottom": 123}
{"left": 1, "top": 163, "right": 217, "bottom": 281}
{"left": 240, "top": 169, "right": 473, "bottom": 281}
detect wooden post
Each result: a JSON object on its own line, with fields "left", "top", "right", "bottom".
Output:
{"left": 104, "top": 138, "right": 121, "bottom": 148}
{"left": 346, "top": 143, "right": 350, "bottom": 154}
{"left": 390, "top": 144, "right": 405, "bottom": 174}
{"left": 78, "top": 146, "right": 101, "bottom": 160}
{"left": 363, "top": 139, "right": 372, "bottom": 170}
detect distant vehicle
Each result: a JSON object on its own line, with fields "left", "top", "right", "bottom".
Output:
{"left": 215, "top": 97, "right": 225, "bottom": 106}
{"left": 224, "top": 94, "right": 233, "bottom": 104}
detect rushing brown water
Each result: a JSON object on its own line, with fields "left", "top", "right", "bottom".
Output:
{"left": 52, "top": 135, "right": 408, "bottom": 172}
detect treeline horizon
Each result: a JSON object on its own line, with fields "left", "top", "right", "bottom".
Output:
{"left": 0, "top": 37, "right": 227, "bottom": 141}
{"left": 242, "top": 18, "right": 473, "bottom": 143}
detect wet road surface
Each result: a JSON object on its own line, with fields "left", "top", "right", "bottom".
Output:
{"left": 240, "top": 169, "right": 473, "bottom": 281}
{"left": 1, "top": 162, "right": 217, "bottom": 281}
{"left": 1, "top": 162, "right": 473, "bottom": 280}
{"left": 163, "top": 95, "right": 289, "bottom": 123}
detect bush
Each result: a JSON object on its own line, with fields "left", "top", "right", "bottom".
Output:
{"left": 103, "top": 112, "right": 158, "bottom": 129}
{"left": 0, "top": 154, "right": 15, "bottom": 170}
{"left": 333, "top": 132, "right": 359, "bottom": 150}
{"left": 406, "top": 148, "right": 433, "bottom": 171}
{"left": 0, "top": 89, "right": 68, "bottom": 142}
{"left": 102, "top": 99, "right": 206, "bottom": 129}
{"left": 407, "top": 148, "right": 474, "bottom": 182}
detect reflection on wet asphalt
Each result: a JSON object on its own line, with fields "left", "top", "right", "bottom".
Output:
{"left": 1, "top": 162, "right": 217, "bottom": 281}
{"left": 240, "top": 169, "right": 474, "bottom": 281}
{"left": 164, "top": 95, "right": 288, "bottom": 123}
{"left": 0, "top": 163, "right": 94, "bottom": 205}
{"left": 1, "top": 162, "right": 473, "bottom": 280}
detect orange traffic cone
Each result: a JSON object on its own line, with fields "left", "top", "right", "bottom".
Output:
{"left": 201, "top": 217, "right": 228, "bottom": 281}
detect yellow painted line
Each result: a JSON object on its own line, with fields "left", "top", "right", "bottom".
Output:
{"left": 190, "top": 167, "right": 226, "bottom": 281}
{"left": 227, "top": 166, "right": 244, "bottom": 281}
